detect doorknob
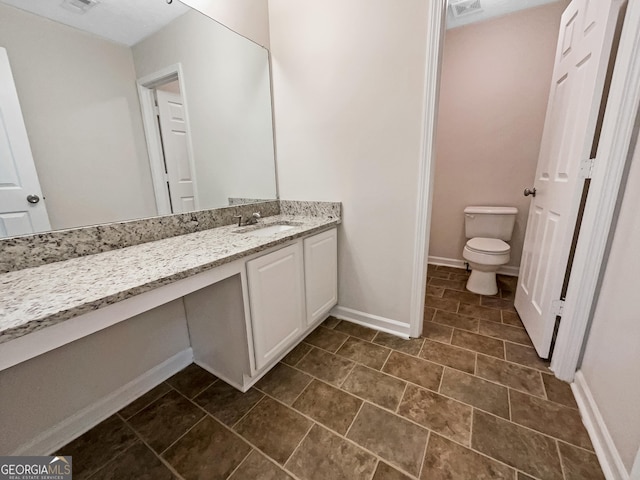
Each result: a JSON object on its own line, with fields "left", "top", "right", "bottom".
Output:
{"left": 523, "top": 188, "right": 536, "bottom": 197}
{"left": 26, "top": 194, "right": 40, "bottom": 204}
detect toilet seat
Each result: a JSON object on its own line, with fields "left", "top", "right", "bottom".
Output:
{"left": 465, "top": 237, "right": 510, "bottom": 255}
{"left": 463, "top": 237, "right": 510, "bottom": 269}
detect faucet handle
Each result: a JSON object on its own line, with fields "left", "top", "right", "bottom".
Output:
{"left": 233, "top": 215, "right": 242, "bottom": 227}
{"left": 252, "top": 212, "right": 261, "bottom": 219}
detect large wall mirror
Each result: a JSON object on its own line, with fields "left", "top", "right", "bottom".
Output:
{"left": 0, "top": 0, "right": 277, "bottom": 238}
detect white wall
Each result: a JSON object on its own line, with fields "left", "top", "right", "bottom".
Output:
{"left": 0, "top": 3, "right": 157, "bottom": 231}
{"left": 0, "top": 300, "right": 190, "bottom": 454}
{"left": 132, "top": 9, "right": 277, "bottom": 209}
{"left": 268, "top": 0, "right": 429, "bottom": 331}
{"left": 430, "top": 2, "right": 567, "bottom": 268}
{"left": 579, "top": 134, "right": 640, "bottom": 475}
{"left": 182, "top": 0, "right": 270, "bottom": 48}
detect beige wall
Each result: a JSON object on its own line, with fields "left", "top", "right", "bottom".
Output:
{"left": 132, "top": 9, "right": 276, "bottom": 209}
{"left": 0, "top": 3, "right": 156, "bottom": 231}
{"left": 268, "top": 0, "right": 429, "bottom": 327}
{"left": 579, "top": 135, "right": 640, "bottom": 474}
{"left": 0, "top": 300, "right": 190, "bottom": 454}
{"left": 430, "top": 2, "right": 568, "bottom": 268}
{"left": 182, "top": 0, "right": 270, "bottom": 48}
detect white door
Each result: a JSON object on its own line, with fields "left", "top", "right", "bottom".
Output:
{"left": 515, "top": 0, "right": 622, "bottom": 358}
{"left": 247, "top": 243, "right": 306, "bottom": 371}
{"left": 304, "top": 228, "right": 338, "bottom": 325}
{"left": 0, "top": 47, "right": 50, "bottom": 237}
{"left": 156, "top": 90, "right": 197, "bottom": 214}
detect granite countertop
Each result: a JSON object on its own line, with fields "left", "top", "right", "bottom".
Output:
{"left": 0, "top": 215, "right": 339, "bottom": 344}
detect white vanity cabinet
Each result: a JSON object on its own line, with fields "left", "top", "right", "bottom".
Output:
{"left": 303, "top": 228, "right": 338, "bottom": 325}
{"left": 246, "top": 242, "right": 306, "bottom": 370}
{"left": 178, "top": 227, "right": 338, "bottom": 391}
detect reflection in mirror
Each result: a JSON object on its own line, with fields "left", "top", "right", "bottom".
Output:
{"left": 0, "top": 0, "right": 277, "bottom": 238}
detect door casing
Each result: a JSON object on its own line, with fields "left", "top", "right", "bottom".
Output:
{"left": 137, "top": 63, "right": 199, "bottom": 216}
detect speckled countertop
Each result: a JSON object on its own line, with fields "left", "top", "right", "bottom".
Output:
{"left": 0, "top": 215, "right": 339, "bottom": 344}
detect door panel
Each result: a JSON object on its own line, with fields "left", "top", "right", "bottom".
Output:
{"left": 0, "top": 47, "right": 50, "bottom": 237}
{"left": 0, "top": 212, "right": 32, "bottom": 237}
{"left": 156, "top": 89, "right": 197, "bottom": 214}
{"left": 515, "top": 0, "right": 622, "bottom": 357}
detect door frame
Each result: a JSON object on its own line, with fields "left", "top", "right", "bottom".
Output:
{"left": 409, "top": 0, "right": 446, "bottom": 338}
{"left": 632, "top": 448, "right": 640, "bottom": 480}
{"left": 137, "top": 63, "right": 199, "bottom": 215}
{"left": 413, "top": 0, "right": 640, "bottom": 381}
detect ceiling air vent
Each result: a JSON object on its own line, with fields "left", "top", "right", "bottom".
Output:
{"left": 60, "top": 0, "right": 100, "bottom": 14}
{"left": 449, "top": 0, "right": 483, "bottom": 18}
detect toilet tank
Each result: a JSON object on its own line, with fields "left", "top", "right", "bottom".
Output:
{"left": 464, "top": 206, "right": 518, "bottom": 241}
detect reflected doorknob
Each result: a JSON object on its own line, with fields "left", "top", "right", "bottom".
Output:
{"left": 523, "top": 188, "right": 536, "bottom": 197}
{"left": 26, "top": 194, "right": 40, "bottom": 204}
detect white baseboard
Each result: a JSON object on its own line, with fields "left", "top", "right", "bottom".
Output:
{"left": 330, "top": 305, "right": 410, "bottom": 338}
{"left": 428, "top": 255, "right": 520, "bottom": 277}
{"left": 572, "top": 371, "right": 629, "bottom": 480}
{"left": 12, "top": 348, "right": 193, "bottom": 456}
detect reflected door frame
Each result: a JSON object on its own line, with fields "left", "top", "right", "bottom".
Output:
{"left": 137, "top": 63, "right": 199, "bottom": 215}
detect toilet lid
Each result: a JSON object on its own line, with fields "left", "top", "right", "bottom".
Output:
{"left": 466, "top": 237, "right": 510, "bottom": 254}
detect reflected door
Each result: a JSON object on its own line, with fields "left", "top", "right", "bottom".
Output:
{"left": 515, "top": 0, "right": 622, "bottom": 358}
{"left": 156, "top": 90, "right": 197, "bottom": 214}
{"left": 0, "top": 47, "right": 50, "bottom": 237}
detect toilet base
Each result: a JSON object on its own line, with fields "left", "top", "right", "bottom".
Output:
{"left": 466, "top": 269, "right": 499, "bottom": 296}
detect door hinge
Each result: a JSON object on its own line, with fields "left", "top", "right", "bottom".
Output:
{"left": 579, "top": 157, "right": 595, "bottom": 179}
{"left": 551, "top": 299, "right": 565, "bottom": 317}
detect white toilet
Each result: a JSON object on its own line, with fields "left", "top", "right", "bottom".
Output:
{"left": 462, "top": 206, "right": 518, "bottom": 295}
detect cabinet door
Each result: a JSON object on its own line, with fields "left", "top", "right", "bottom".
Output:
{"left": 304, "top": 228, "right": 338, "bottom": 325}
{"left": 247, "top": 242, "right": 305, "bottom": 370}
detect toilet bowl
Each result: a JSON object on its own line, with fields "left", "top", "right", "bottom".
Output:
{"left": 463, "top": 237, "right": 510, "bottom": 295}
{"left": 462, "top": 206, "right": 517, "bottom": 296}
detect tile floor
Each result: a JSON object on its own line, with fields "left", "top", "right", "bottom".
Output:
{"left": 58, "top": 265, "right": 605, "bottom": 480}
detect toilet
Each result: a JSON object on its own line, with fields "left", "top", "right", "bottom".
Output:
{"left": 462, "top": 206, "right": 518, "bottom": 295}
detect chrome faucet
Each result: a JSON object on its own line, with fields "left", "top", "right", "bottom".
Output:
{"left": 247, "top": 212, "right": 261, "bottom": 225}
{"left": 234, "top": 212, "right": 261, "bottom": 227}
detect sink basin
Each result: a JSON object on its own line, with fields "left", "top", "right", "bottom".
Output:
{"left": 247, "top": 224, "right": 295, "bottom": 236}
{"left": 236, "top": 223, "right": 297, "bottom": 237}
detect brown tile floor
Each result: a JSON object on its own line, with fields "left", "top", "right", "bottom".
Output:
{"left": 58, "top": 265, "right": 605, "bottom": 480}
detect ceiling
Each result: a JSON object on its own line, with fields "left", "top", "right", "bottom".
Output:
{"left": 0, "top": 0, "right": 564, "bottom": 47}
{"left": 0, "top": 0, "right": 190, "bottom": 46}
{"left": 447, "top": 0, "right": 562, "bottom": 29}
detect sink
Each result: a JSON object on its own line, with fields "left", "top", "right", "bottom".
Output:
{"left": 235, "top": 222, "right": 299, "bottom": 237}
{"left": 247, "top": 224, "right": 296, "bottom": 237}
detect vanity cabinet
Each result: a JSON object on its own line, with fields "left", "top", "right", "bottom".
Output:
{"left": 246, "top": 242, "right": 306, "bottom": 370}
{"left": 304, "top": 228, "right": 338, "bottom": 325}
{"left": 181, "top": 227, "right": 338, "bottom": 391}
{"left": 0, "top": 219, "right": 342, "bottom": 458}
